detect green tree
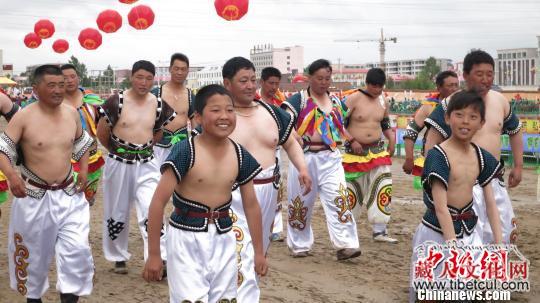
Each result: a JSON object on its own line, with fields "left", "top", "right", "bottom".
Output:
{"left": 120, "top": 78, "right": 131, "bottom": 90}
{"left": 68, "top": 55, "right": 91, "bottom": 87}
{"left": 422, "top": 57, "right": 441, "bottom": 82}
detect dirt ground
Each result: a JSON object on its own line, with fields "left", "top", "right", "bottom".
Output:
{"left": 0, "top": 155, "right": 538, "bottom": 302}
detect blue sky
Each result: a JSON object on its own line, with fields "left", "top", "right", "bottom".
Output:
{"left": 1, "top": 0, "right": 539, "bottom": 73}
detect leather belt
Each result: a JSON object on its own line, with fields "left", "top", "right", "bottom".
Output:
{"left": 22, "top": 174, "right": 74, "bottom": 191}
{"left": 174, "top": 208, "right": 230, "bottom": 220}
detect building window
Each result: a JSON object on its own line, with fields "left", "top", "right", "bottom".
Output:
{"left": 287, "top": 56, "right": 290, "bottom": 59}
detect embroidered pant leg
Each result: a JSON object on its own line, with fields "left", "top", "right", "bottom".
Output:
{"left": 473, "top": 179, "right": 516, "bottom": 244}
{"left": 55, "top": 192, "right": 94, "bottom": 296}
{"left": 8, "top": 194, "right": 58, "bottom": 299}
{"left": 134, "top": 160, "right": 168, "bottom": 261}
{"left": 167, "top": 225, "right": 237, "bottom": 303}
{"left": 254, "top": 165, "right": 280, "bottom": 253}
{"left": 231, "top": 188, "right": 259, "bottom": 303}
{"left": 272, "top": 149, "right": 284, "bottom": 235}
{"left": 102, "top": 158, "right": 134, "bottom": 261}
{"left": 286, "top": 152, "right": 319, "bottom": 254}
{"left": 316, "top": 150, "right": 359, "bottom": 250}
{"left": 364, "top": 165, "right": 392, "bottom": 234}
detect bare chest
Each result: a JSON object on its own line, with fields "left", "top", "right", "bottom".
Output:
{"left": 231, "top": 108, "right": 279, "bottom": 149}
{"left": 24, "top": 119, "right": 76, "bottom": 151}
{"left": 448, "top": 155, "right": 479, "bottom": 188}
{"left": 351, "top": 100, "right": 385, "bottom": 123}
{"left": 184, "top": 149, "right": 238, "bottom": 188}
{"left": 116, "top": 102, "right": 156, "bottom": 130}
{"left": 162, "top": 90, "right": 189, "bottom": 117}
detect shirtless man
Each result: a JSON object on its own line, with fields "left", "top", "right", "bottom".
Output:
{"left": 402, "top": 71, "right": 459, "bottom": 175}
{"left": 282, "top": 59, "right": 361, "bottom": 260}
{"left": 0, "top": 64, "right": 94, "bottom": 303}
{"left": 424, "top": 50, "right": 523, "bottom": 244}
{"left": 97, "top": 60, "right": 175, "bottom": 274}
{"left": 256, "top": 66, "right": 286, "bottom": 242}
{"left": 152, "top": 53, "right": 195, "bottom": 163}
{"left": 61, "top": 64, "right": 105, "bottom": 205}
{"left": 223, "top": 57, "right": 311, "bottom": 302}
{"left": 342, "top": 68, "right": 398, "bottom": 243}
{"left": 0, "top": 92, "right": 20, "bottom": 212}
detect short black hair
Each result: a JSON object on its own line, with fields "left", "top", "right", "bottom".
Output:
{"left": 132, "top": 60, "right": 155, "bottom": 76}
{"left": 307, "top": 59, "right": 332, "bottom": 76}
{"left": 435, "top": 70, "right": 458, "bottom": 87}
{"left": 446, "top": 89, "right": 485, "bottom": 121}
{"left": 366, "top": 68, "right": 386, "bottom": 86}
{"left": 463, "top": 50, "right": 494, "bottom": 74}
{"left": 60, "top": 64, "right": 77, "bottom": 74}
{"left": 33, "top": 64, "right": 62, "bottom": 84}
{"left": 261, "top": 67, "right": 281, "bottom": 81}
{"left": 222, "top": 57, "right": 255, "bottom": 80}
{"left": 194, "top": 84, "right": 233, "bottom": 114}
{"left": 170, "top": 53, "right": 189, "bottom": 67}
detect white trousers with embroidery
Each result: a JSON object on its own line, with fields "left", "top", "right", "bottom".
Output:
{"left": 287, "top": 149, "right": 360, "bottom": 254}
{"left": 472, "top": 178, "right": 516, "bottom": 244}
{"left": 346, "top": 165, "right": 393, "bottom": 234}
{"left": 8, "top": 191, "right": 93, "bottom": 299}
{"left": 409, "top": 223, "right": 482, "bottom": 303}
{"left": 102, "top": 157, "right": 167, "bottom": 262}
{"left": 167, "top": 224, "right": 237, "bottom": 303}
{"left": 231, "top": 164, "right": 279, "bottom": 303}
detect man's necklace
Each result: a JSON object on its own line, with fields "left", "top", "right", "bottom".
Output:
{"left": 234, "top": 102, "right": 259, "bottom": 117}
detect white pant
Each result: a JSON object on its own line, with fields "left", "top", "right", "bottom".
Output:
{"left": 231, "top": 164, "right": 279, "bottom": 303}
{"left": 409, "top": 223, "right": 482, "bottom": 303}
{"left": 287, "top": 150, "right": 359, "bottom": 254}
{"left": 154, "top": 145, "right": 172, "bottom": 165}
{"left": 272, "top": 149, "right": 284, "bottom": 235}
{"left": 8, "top": 190, "right": 93, "bottom": 299}
{"left": 167, "top": 224, "right": 237, "bottom": 303}
{"left": 102, "top": 157, "right": 167, "bottom": 261}
{"left": 346, "top": 164, "right": 392, "bottom": 234}
{"left": 472, "top": 178, "right": 516, "bottom": 244}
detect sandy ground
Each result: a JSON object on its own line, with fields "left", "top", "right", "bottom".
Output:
{"left": 0, "top": 154, "right": 538, "bottom": 302}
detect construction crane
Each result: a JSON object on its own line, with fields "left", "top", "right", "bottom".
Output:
{"left": 335, "top": 28, "right": 397, "bottom": 72}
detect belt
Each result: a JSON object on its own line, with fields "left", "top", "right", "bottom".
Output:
{"left": 253, "top": 175, "right": 279, "bottom": 185}
{"left": 22, "top": 174, "right": 74, "bottom": 191}
{"left": 304, "top": 141, "right": 332, "bottom": 152}
{"left": 451, "top": 210, "right": 476, "bottom": 221}
{"left": 174, "top": 208, "right": 230, "bottom": 220}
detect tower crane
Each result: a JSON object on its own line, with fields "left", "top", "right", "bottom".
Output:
{"left": 335, "top": 28, "right": 397, "bottom": 72}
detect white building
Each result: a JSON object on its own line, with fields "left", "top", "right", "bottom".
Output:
{"left": 495, "top": 40, "right": 539, "bottom": 90}
{"left": 250, "top": 44, "right": 304, "bottom": 78}
{"left": 360, "top": 58, "right": 453, "bottom": 76}
{"left": 196, "top": 65, "right": 223, "bottom": 88}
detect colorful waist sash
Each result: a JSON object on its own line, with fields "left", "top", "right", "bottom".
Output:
{"left": 156, "top": 127, "right": 189, "bottom": 148}
{"left": 342, "top": 141, "right": 392, "bottom": 181}
{"left": 169, "top": 192, "right": 233, "bottom": 234}
{"left": 0, "top": 170, "right": 8, "bottom": 204}
{"left": 422, "top": 201, "right": 477, "bottom": 239}
{"left": 412, "top": 156, "right": 425, "bottom": 177}
{"left": 72, "top": 148, "right": 104, "bottom": 204}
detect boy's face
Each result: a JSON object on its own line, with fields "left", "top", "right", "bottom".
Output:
{"left": 366, "top": 83, "right": 384, "bottom": 98}
{"left": 445, "top": 106, "right": 484, "bottom": 141}
{"left": 195, "top": 94, "right": 236, "bottom": 138}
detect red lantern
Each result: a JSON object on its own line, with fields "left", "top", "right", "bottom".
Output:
{"left": 292, "top": 74, "right": 308, "bottom": 83}
{"left": 128, "top": 5, "right": 155, "bottom": 30}
{"left": 52, "top": 39, "right": 69, "bottom": 53}
{"left": 24, "top": 33, "right": 42, "bottom": 49}
{"left": 34, "top": 19, "right": 55, "bottom": 39}
{"left": 78, "top": 28, "right": 102, "bottom": 50}
{"left": 96, "top": 9, "right": 123, "bottom": 33}
{"left": 214, "top": 0, "right": 249, "bottom": 21}
{"left": 119, "top": 0, "right": 138, "bottom": 3}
